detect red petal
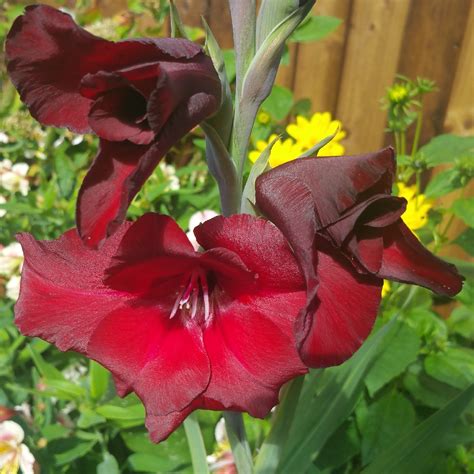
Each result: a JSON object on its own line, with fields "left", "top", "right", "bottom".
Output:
{"left": 87, "top": 307, "right": 210, "bottom": 415}
{"left": 299, "top": 240, "right": 382, "bottom": 367}
{"left": 195, "top": 214, "right": 305, "bottom": 292}
{"left": 6, "top": 5, "right": 203, "bottom": 133}
{"left": 378, "top": 221, "right": 463, "bottom": 296}
{"left": 105, "top": 214, "right": 196, "bottom": 293}
{"left": 204, "top": 292, "right": 308, "bottom": 417}
{"left": 15, "top": 225, "right": 131, "bottom": 352}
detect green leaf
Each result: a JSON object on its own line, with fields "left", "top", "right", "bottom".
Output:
{"left": 424, "top": 347, "right": 474, "bottom": 390}
{"left": 448, "top": 305, "right": 474, "bottom": 340}
{"left": 169, "top": 0, "right": 188, "bottom": 39}
{"left": 77, "top": 408, "right": 106, "bottom": 429}
{"left": 241, "top": 135, "right": 279, "bottom": 214}
{"left": 365, "top": 321, "right": 420, "bottom": 396}
{"left": 279, "top": 320, "right": 396, "bottom": 473}
{"left": 262, "top": 85, "right": 294, "bottom": 121}
{"left": 358, "top": 391, "right": 415, "bottom": 465}
{"left": 419, "top": 134, "right": 474, "bottom": 167}
{"left": 89, "top": 360, "right": 110, "bottom": 401}
{"left": 314, "top": 419, "right": 360, "bottom": 470}
{"left": 362, "top": 384, "right": 474, "bottom": 474}
{"left": 290, "top": 15, "right": 342, "bottom": 43}
{"left": 42, "top": 423, "right": 71, "bottom": 441}
{"left": 27, "top": 344, "right": 64, "bottom": 380}
{"left": 451, "top": 197, "right": 474, "bottom": 227}
{"left": 453, "top": 228, "right": 474, "bottom": 256}
{"left": 223, "top": 49, "right": 236, "bottom": 83}
{"left": 97, "top": 453, "right": 120, "bottom": 474}
{"left": 53, "top": 439, "right": 97, "bottom": 466}
{"left": 424, "top": 168, "right": 463, "bottom": 198}
{"left": 403, "top": 363, "right": 460, "bottom": 409}
{"left": 43, "top": 378, "right": 87, "bottom": 400}
{"left": 96, "top": 402, "right": 145, "bottom": 421}
{"left": 53, "top": 151, "right": 76, "bottom": 198}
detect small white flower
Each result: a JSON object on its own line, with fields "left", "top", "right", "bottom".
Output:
{"left": 0, "top": 160, "right": 30, "bottom": 196}
{"left": 186, "top": 210, "right": 219, "bottom": 251}
{"left": 0, "top": 195, "right": 6, "bottom": 218}
{"left": 0, "top": 132, "right": 9, "bottom": 144}
{"left": 0, "top": 242, "right": 24, "bottom": 277}
{"left": 71, "top": 135, "right": 84, "bottom": 146}
{"left": 159, "top": 163, "right": 180, "bottom": 192}
{"left": 0, "top": 420, "right": 36, "bottom": 474}
{"left": 6, "top": 275, "right": 21, "bottom": 301}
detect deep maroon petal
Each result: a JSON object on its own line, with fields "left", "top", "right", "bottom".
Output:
{"left": 87, "top": 307, "right": 210, "bottom": 416}
{"left": 299, "top": 240, "right": 382, "bottom": 367}
{"left": 147, "top": 58, "right": 221, "bottom": 135}
{"left": 15, "top": 225, "right": 131, "bottom": 352}
{"left": 6, "top": 5, "right": 203, "bottom": 132}
{"left": 378, "top": 221, "right": 463, "bottom": 296}
{"left": 77, "top": 90, "right": 219, "bottom": 248}
{"left": 88, "top": 88, "right": 154, "bottom": 144}
{"left": 256, "top": 147, "right": 396, "bottom": 230}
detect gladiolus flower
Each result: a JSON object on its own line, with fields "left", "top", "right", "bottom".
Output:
{"left": 6, "top": 5, "right": 221, "bottom": 247}
{"left": 15, "top": 212, "right": 382, "bottom": 441}
{"left": 255, "top": 147, "right": 463, "bottom": 364}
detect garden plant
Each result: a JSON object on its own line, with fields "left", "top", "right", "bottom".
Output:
{"left": 0, "top": 1, "right": 473, "bottom": 473}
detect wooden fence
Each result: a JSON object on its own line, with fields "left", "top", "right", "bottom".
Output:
{"left": 172, "top": 0, "right": 474, "bottom": 154}
{"left": 36, "top": 0, "right": 473, "bottom": 153}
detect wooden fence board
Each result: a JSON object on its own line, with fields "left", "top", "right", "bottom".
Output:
{"left": 397, "top": 0, "right": 471, "bottom": 147}
{"left": 292, "top": 0, "right": 351, "bottom": 115}
{"left": 335, "top": 0, "right": 410, "bottom": 154}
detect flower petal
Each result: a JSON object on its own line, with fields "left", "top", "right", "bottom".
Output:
{"left": 15, "top": 225, "right": 131, "bottom": 352}
{"left": 88, "top": 88, "right": 154, "bottom": 145}
{"left": 6, "top": 5, "right": 203, "bottom": 133}
{"left": 256, "top": 147, "right": 396, "bottom": 230}
{"left": 77, "top": 91, "right": 219, "bottom": 248}
{"left": 87, "top": 307, "right": 210, "bottom": 416}
{"left": 299, "top": 239, "right": 382, "bottom": 367}
{"left": 378, "top": 221, "right": 463, "bottom": 296}
{"left": 195, "top": 214, "right": 305, "bottom": 292}
{"left": 203, "top": 292, "right": 308, "bottom": 417}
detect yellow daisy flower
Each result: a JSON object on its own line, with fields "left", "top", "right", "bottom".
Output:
{"left": 249, "top": 112, "right": 346, "bottom": 169}
{"left": 249, "top": 134, "right": 304, "bottom": 168}
{"left": 396, "top": 183, "right": 432, "bottom": 232}
{"left": 286, "top": 112, "right": 346, "bottom": 156}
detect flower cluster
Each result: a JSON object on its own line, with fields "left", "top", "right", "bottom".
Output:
{"left": 249, "top": 112, "right": 346, "bottom": 167}
{"left": 6, "top": 4, "right": 462, "bottom": 446}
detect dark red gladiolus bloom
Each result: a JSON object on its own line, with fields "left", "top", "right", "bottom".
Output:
{"left": 255, "top": 147, "right": 463, "bottom": 364}
{"left": 6, "top": 5, "right": 221, "bottom": 248}
{"left": 15, "top": 212, "right": 381, "bottom": 441}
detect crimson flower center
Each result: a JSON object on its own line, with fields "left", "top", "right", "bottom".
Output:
{"left": 169, "top": 268, "right": 212, "bottom": 324}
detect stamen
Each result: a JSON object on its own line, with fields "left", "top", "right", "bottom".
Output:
{"left": 199, "top": 271, "right": 211, "bottom": 322}
{"left": 169, "top": 269, "right": 213, "bottom": 322}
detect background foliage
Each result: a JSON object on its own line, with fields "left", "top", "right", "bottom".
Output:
{"left": 0, "top": 1, "right": 473, "bottom": 473}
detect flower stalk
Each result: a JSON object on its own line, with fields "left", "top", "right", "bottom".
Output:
{"left": 223, "top": 412, "right": 254, "bottom": 474}
{"left": 183, "top": 413, "right": 210, "bottom": 474}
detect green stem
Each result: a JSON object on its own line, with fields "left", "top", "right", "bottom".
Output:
{"left": 224, "top": 412, "right": 254, "bottom": 474}
{"left": 400, "top": 131, "right": 407, "bottom": 157}
{"left": 184, "top": 413, "right": 210, "bottom": 474}
{"left": 254, "top": 376, "right": 305, "bottom": 474}
{"left": 411, "top": 110, "right": 423, "bottom": 159}
{"left": 394, "top": 132, "right": 401, "bottom": 156}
